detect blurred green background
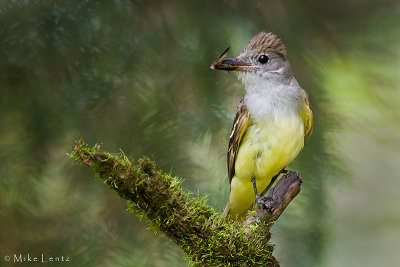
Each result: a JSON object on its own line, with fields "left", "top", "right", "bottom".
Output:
{"left": 1, "top": 1, "right": 399, "bottom": 266}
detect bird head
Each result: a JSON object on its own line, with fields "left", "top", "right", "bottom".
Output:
{"left": 211, "top": 32, "right": 293, "bottom": 83}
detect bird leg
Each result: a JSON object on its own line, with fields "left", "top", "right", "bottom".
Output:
{"left": 251, "top": 177, "right": 259, "bottom": 197}
{"left": 279, "top": 169, "right": 288, "bottom": 174}
{"left": 245, "top": 171, "right": 302, "bottom": 225}
{"left": 251, "top": 177, "right": 274, "bottom": 214}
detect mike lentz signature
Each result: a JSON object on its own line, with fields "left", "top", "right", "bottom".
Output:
{"left": 4, "top": 253, "right": 70, "bottom": 263}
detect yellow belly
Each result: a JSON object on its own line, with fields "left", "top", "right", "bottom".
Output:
{"left": 228, "top": 115, "right": 305, "bottom": 218}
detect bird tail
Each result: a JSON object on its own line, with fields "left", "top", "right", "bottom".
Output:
{"left": 223, "top": 197, "right": 251, "bottom": 220}
{"left": 223, "top": 199, "right": 230, "bottom": 216}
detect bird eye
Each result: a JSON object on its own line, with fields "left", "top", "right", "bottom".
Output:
{"left": 258, "top": 55, "right": 269, "bottom": 64}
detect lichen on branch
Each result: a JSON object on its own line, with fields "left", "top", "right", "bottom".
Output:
{"left": 71, "top": 139, "right": 301, "bottom": 266}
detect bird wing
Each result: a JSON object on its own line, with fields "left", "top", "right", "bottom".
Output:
{"left": 301, "top": 90, "right": 313, "bottom": 139}
{"left": 227, "top": 98, "right": 250, "bottom": 183}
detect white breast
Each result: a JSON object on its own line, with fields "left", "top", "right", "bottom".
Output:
{"left": 239, "top": 71, "right": 304, "bottom": 123}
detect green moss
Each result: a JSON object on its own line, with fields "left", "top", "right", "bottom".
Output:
{"left": 71, "top": 140, "right": 278, "bottom": 266}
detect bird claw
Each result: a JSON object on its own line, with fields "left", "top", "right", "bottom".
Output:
{"left": 255, "top": 195, "right": 275, "bottom": 214}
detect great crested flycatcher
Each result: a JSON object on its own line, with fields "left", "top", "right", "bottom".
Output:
{"left": 211, "top": 32, "right": 313, "bottom": 219}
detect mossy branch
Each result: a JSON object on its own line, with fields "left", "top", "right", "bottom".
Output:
{"left": 71, "top": 139, "right": 302, "bottom": 266}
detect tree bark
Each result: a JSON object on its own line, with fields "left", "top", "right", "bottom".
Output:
{"left": 71, "top": 139, "right": 302, "bottom": 266}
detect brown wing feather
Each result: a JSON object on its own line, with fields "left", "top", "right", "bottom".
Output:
{"left": 227, "top": 99, "right": 250, "bottom": 183}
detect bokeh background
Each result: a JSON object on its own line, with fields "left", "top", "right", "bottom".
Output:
{"left": 1, "top": 1, "right": 399, "bottom": 266}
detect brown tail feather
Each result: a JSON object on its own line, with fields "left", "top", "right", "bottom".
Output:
{"left": 223, "top": 198, "right": 230, "bottom": 216}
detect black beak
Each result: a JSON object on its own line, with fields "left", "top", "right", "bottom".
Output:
{"left": 211, "top": 57, "right": 256, "bottom": 71}
{"left": 210, "top": 47, "right": 257, "bottom": 71}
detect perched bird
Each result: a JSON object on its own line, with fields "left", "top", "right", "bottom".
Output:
{"left": 210, "top": 32, "right": 313, "bottom": 219}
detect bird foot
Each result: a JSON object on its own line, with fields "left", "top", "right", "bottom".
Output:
{"left": 251, "top": 177, "right": 277, "bottom": 214}
{"left": 255, "top": 195, "right": 275, "bottom": 214}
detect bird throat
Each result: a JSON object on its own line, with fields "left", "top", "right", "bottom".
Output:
{"left": 238, "top": 71, "right": 303, "bottom": 122}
